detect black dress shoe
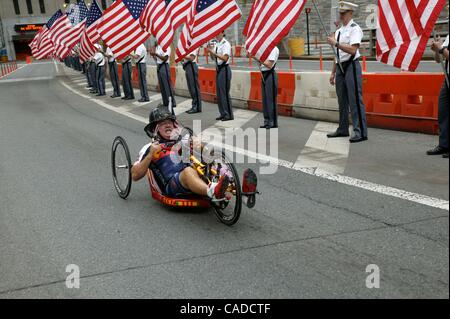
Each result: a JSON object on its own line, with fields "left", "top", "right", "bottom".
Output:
{"left": 443, "top": 153, "right": 449, "bottom": 158}
{"left": 349, "top": 136, "right": 368, "bottom": 143}
{"left": 216, "top": 116, "right": 224, "bottom": 121}
{"left": 187, "top": 109, "right": 201, "bottom": 114}
{"left": 427, "top": 146, "right": 448, "bottom": 155}
{"left": 138, "top": 98, "right": 150, "bottom": 102}
{"left": 121, "top": 97, "right": 127, "bottom": 100}
{"left": 267, "top": 125, "right": 278, "bottom": 129}
{"left": 110, "top": 95, "right": 120, "bottom": 98}
{"left": 260, "top": 125, "right": 269, "bottom": 129}
{"left": 221, "top": 117, "right": 233, "bottom": 122}
{"left": 124, "top": 97, "right": 134, "bottom": 100}
{"left": 327, "top": 131, "right": 350, "bottom": 138}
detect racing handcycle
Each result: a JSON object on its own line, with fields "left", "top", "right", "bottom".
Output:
{"left": 111, "top": 123, "right": 259, "bottom": 226}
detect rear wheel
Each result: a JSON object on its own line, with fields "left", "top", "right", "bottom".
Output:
{"left": 209, "top": 152, "right": 242, "bottom": 226}
{"left": 111, "top": 136, "right": 132, "bottom": 199}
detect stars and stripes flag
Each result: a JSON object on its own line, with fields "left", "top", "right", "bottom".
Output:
{"left": 54, "top": 1, "right": 89, "bottom": 59}
{"left": 175, "top": 0, "right": 242, "bottom": 62}
{"left": 97, "top": 0, "right": 150, "bottom": 61}
{"left": 32, "top": 9, "right": 64, "bottom": 60}
{"left": 243, "top": 0, "right": 306, "bottom": 62}
{"left": 376, "top": 0, "right": 447, "bottom": 72}
{"left": 140, "top": 0, "right": 190, "bottom": 51}
{"left": 29, "top": 27, "right": 44, "bottom": 55}
{"left": 46, "top": 2, "right": 86, "bottom": 59}
{"left": 79, "top": 0, "right": 103, "bottom": 63}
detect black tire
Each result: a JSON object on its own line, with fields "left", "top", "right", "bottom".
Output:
{"left": 246, "top": 195, "right": 256, "bottom": 208}
{"left": 211, "top": 152, "right": 242, "bottom": 226}
{"left": 111, "top": 136, "right": 132, "bottom": 199}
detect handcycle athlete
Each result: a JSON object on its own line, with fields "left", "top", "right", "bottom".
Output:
{"left": 131, "top": 107, "right": 231, "bottom": 202}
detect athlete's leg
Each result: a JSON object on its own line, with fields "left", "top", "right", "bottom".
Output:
{"left": 179, "top": 167, "right": 208, "bottom": 196}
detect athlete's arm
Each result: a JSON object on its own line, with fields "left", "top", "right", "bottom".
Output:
{"left": 131, "top": 143, "right": 162, "bottom": 181}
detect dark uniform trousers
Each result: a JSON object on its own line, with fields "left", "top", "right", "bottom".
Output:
{"left": 335, "top": 59, "right": 368, "bottom": 139}
{"left": 261, "top": 68, "right": 278, "bottom": 127}
{"left": 157, "top": 63, "right": 176, "bottom": 108}
{"left": 96, "top": 63, "right": 106, "bottom": 95}
{"left": 85, "top": 62, "right": 93, "bottom": 87}
{"left": 137, "top": 62, "right": 149, "bottom": 100}
{"left": 216, "top": 63, "right": 233, "bottom": 119}
{"left": 90, "top": 61, "right": 98, "bottom": 92}
{"left": 184, "top": 61, "right": 202, "bottom": 111}
{"left": 108, "top": 61, "right": 121, "bottom": 96}
{"left": 122, "top": 61, "right": 134, "bottom": 99}
{"left": 438, "top": 82, "right": 449, "bottom": 149}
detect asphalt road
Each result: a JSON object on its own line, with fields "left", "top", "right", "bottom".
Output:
{"left": 0, "top": 62, "right": 448, "bottom": 298}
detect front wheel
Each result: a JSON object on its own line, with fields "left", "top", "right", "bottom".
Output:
{"left": 111, "top": 136, "right": 132, "bottom": 199}
{"left": 210, "top": 152, "right": 242, "bottom": 226}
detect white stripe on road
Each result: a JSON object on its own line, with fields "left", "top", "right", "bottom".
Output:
{"left": 294, "top": 122, "right": 350, "bottom": 174}
{"left": 0, "top": 64, "right": 28, "bottom": 79}
{"left": 132, "top": 94, "right": 162, "bottom": 107}
{"left": 59, "top": 79, "right": 449, "bottom": 212}
{"left": 175, "top": 99, "right": 194, "bottom": 115}
{"left": 0, "top": 76, "right": 53, "bottom": 83}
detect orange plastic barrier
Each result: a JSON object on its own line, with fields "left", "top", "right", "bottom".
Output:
{"left": 198, "top": 67, "right": 217, "bottom": 103}
{"left": 26, "top": 56, "right": 32, "bottom": 64}
{"left": 248, "top": 71, "right": 296, "bottom": 116}
{"left": 363, "top": 73, "right": 445, "bottom": 134}
{"left": 235, "top": 45, "right": 242, "bottom": 57}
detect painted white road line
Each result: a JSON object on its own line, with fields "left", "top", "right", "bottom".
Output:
{"left": 174, "top": 99, "right": 194, "bottom": 115}
{"left": 59, "top": 79, "right": 450, "bottom": 212}
{"left": 0, "top": 76, "right": 53, "bottom": 83}
{"left": 294, "top": 122, "right": 350, "bottom": 174}
{"left": 131, "top": 93, "right": 162, "bottom": 107}
{"left": 0, "top": 64, "right": 27, "bottom": 79}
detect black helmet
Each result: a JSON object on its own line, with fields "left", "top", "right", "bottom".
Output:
{"left": 144, "top": 105, "right": 176, "bottom": 138}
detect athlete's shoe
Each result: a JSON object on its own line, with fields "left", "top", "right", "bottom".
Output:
{"left": 207, "top": 175, "right": 230, "bottom": 201}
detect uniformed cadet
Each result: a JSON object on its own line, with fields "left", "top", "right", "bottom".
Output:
{"left": 105, "top": 47, "right": 121, "bottom": 98}
{"left": 327, "top": 1, "right": 368, "bottom": 143}
{"left": 120, "top": 54, "right": 135, "bottom": 100}
{"left": 89, "top": 55, "right": 98, "bottom": 94}
{"left": 150, "top": 43, "right": 176, "bottom": 110}
{"left": 208, "top": 31, "right": 234, "bottom": 121}
{"left": 183, "top": 48, "right": 202, "bottom": 114}
{"left": 131, "top": 43, "right": 150, "bottom": 102}
{"left": 85, "top": 59, "right": 93, "bottom": 88}
{"left": 427, "top": 33, "right": 449, "bottom": 158}
{"left": 251, "top": 46, "right": 279, "bottom": 129}
{"left": 94, "top": 44, "right": 106, "bottom": 96}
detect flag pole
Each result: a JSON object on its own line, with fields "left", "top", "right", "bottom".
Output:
{"left": 311, "top": 0, "right": 344, "bottom": 74}
{"left": 432, "top": 29, "right": 449, "bottom": 88}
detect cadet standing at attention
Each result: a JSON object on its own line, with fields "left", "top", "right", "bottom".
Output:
{"left": 94, "top": 44, "right": 106, "bottom": 96}
{"left": 89, "top": 55, "right": 98, "bottom": 94}
{"left": 208, "top": 31, "right": 234, "bottom": 121}
{"left": 427, "top": 33, "right": 449, "bottom": 158}
{"left": 250, "top": 46, "right": 279, "bottom": 129}
{"left": 327, "top": 1, "right": 368, "bottom": 143}
{"left": 131, "top": 43, "right": 150, "bottom": 102}
{"left": 183, "top": 48, "right": 202, "bottom": 114}
{"left": 105, "top": 46, "right": 121, "bottom": 98}
{"left": 150, "top": 43, "right": 176, "bottom": 110}
{"left": 120, "top": 54, "right": 135, "bottom": 100}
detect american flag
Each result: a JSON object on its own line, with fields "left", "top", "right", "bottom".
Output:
{"left": 97, "top": 0, "right": 150, "bottom": 61}
{"left": 79, "top": 0, "right": 103, "bottom": 62}
{"left": 140, "top": 0, "right": 190, "bottom": 51}
{"left": 243, "top": 0, "right": 305, "bottom": 62}
{"left": 376, "top": 0, "right": 447, "bottom": 72}
{"left": 175, "top": 0, "right": 241, "bottom": 62}
{"left": 54, "top": 1, "right": 89, "bottom": 59}
{"left": 33, "top": 10, "right": 63, "bottom": 60}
